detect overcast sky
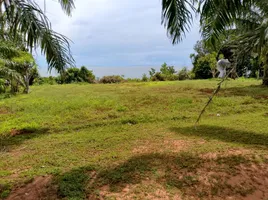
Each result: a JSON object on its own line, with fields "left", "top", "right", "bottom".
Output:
{"left": 35, "top": 0, "right": 200, "bottom": 78}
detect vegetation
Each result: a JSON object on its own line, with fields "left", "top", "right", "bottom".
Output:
{"left": 1, "top": 80, "right": 268, "bottom": 199}
{"left": 149, "top": 63, "right": 191, "bottom": 81}
{"left": 0, "top": 0, "right": 75, "bottom": 95}
{"left": 161, "top": 0, "right": 268, "bottom": 85}
{"left": 99, "top": 75, "right": 124, "bottom": 84}
{"left": 0, "top": 0, "right": 75, "bottom": 72}
{"left": 59, "top": 66, "right": 95, "bottom": 84}
{"left": 0, "top": 0, "right": 267, "bottom": 199}
{"left": 190, "top": 41, "right": 218, "bottom": 79}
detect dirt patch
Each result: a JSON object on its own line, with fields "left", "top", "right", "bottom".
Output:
{"left": 199, "top": 88, "right": 214, "bottom": 94}
{"left": 93, "top": 180, "right": 176, "bottom": 200}
{"left": 0, "top": 107, "right": 11, "bottom": 115}
{"left": 255, "top": 95, "right": 268, "bottom": 99}
{"left": 10, "top": 129, "right": 35, "bottom": 137}
{"left": 201, "top": 148, "right": 252, "bottom": 160}
{"left": 90, "top": 149, "right": 268, "bottom": 200}
{"left": 132, "top": 139, "right": 191, "bottom": 154}
{"left": 6, "top": 176, "right": 56, "bottom": 200}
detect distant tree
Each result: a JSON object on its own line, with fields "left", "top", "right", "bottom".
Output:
{"left": 177, "top": 67, "right": 190, "bottom": 80}
{"left": 160, "top": 63, "right": 176, "bottom": 75}
{"left": 64, "top": 67, "right": 80, "bottom": 83}
{"left": 193, "top": 40, "right": 210, "bottom": 56}
{"left": 149, "top": 68, "right": 156, "bottom": 78}
{"left": 191, "top": 41, "right": 226, "bottom": 79}
{"left": 61, "top": 67, "right": 95, "bottom": 84}
{"left": 79, "top": 66, "right": 95, "bottom": 83}
{"left": 141, "top": 74, "right": 148, "bottom": 82}
{"left": 151, "top": 72, "right": 165, "bottom": 81}
{"left": 100, "top": 75, "right": 124, "bottom": 84}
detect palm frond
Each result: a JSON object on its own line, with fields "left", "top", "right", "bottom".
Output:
{"left": 3, "top": 0, "right": 75, "bottom": 72}
{"left": 57, "top": 0, "right": 75, "bottom": 16}
{"left": 0, "top": 65, "right": 24, "bottom": 86}
{"left": 199, "top": 0, "right": 253, "bottom": 42}
{"left": 41, "top": 30, "right": 74, "bottom": 73}
{"left": 161, "top": 0, "right": 195, "bottom": 44}
{"left": 0, "top": 41, "right": 20, "bottom": 58}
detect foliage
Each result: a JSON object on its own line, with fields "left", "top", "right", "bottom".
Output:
{"left": 61, "top": 67, "right": 95, "bottom": 84}
{"left": 0, "top": 79, "right": 6, "bottom": 93}
{"left": 0, "top": 44, "right": 39, "bottom": 93}
{"left": 79, "top": 66, "right": 95, "bottom": 83}
{"left": 58, "top": 168, "right": 89, "bottom": 199}
{"left": 141, "top": 74, "right": 149, "bottom": 82}
{"left": 151, "top": 72, "right": 166, "bottom": 81}
{"left": 149, "top": 68, "right": 156, "bottom": 78}
{"left": 35, "top": 76, "right": 58, "bottom": 85}
{"left": 150, "top": 63, "right": 180, "bottom": 81}
{"left": 0, "top": 0, "right": 75, "bottom": 72}
{"left": 160, "top": 0, "right": 268, "bottom": 85}
{"left": 160, "top": 63, "right": 176, "bottom": 75}
{"left": 177, "top": 67, "right": 190, "bottom": 80}
{"left": 161, "top": 0, "right": 194, "bottom": 44}
{"left": 190, "top": 41, "right": 218, "bottom": 79}
{"left": 99, "top": 75, "right": 124, "bottom": 84}
{"left": 126, "top": 78, "right": 142, "bottom": 82}
{"left": 199, "top": 0, "right": 268, "bottom": 85}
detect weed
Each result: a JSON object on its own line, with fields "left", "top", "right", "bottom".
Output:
{"left": 58, "top": 168, "right": 90, "bottom": 199}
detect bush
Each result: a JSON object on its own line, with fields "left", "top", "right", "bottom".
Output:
{"left": 99, "top": 75, "right": 124, "bottom": 84}
{"left": 164, "top": 74, "right": 179, "bottom": 81}
{"left": 0, "top": 79, "right": 6, "bottom": 93}
{"left": 151, "top": 72, "right": 165, "bottom": 81}
{"left": 141, "top": 74, "right": 149, "bottom": 82}
{"left": 178, "top": 67, "right": 190, "bottom": 80}
{"left": 35, "top": 76, "right": 57, "bottom": 85}
{"left": 126, "top": 78, "right": 141, "bottom": 82}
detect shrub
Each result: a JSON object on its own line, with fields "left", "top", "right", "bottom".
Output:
{"left": 99, "top": 75, "right": 124, "bottom": 84}
{"left": 35, "top": 76, "right": 57, "bottom": 85}
{"left": 178, "top": 67, "right": 190, "bottom": 80}
{"left": 0, "top": 79, "right": 6, "bottom": 93}
{"left": 126, "top": 78, "right": 141, "bottom": 82}
{"left": 141, "top": 74, "right": 149, "bottom": 82}
{"left": 164, "top": 74, "right": 179, "bottom": 81}
{"left": 151, "top": 72, "right": 165, "bottom": 81}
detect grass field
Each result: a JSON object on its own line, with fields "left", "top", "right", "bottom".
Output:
{"left": 0, "top": 79, "right": 268, "bottom": 199}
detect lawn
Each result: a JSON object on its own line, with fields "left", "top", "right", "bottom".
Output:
{"left": 0, "top": 79, "right": 268, "bottom": 199}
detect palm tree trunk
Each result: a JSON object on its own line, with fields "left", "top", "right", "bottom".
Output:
{"left": 262, "top": 51, "right": 268, "bottom": 86}
{"left": 263, "top": 65, "right": 268, "bottom": 86}
{"left": 23, "top": 72, "right": 30, "bottom": 94}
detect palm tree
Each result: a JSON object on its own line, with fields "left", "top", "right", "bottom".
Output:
{"left": 0, "top": 0, "right": 75, "bottom": 73}
{"left": 161, "top": 0, "right": 268, "bottom": 85}
{"left": 200, "top": 0, "right": 268, "bottom": 85}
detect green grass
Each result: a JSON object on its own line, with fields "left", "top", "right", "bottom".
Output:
{"left": 0, "top": 79, "right": 268, "bottom": 199}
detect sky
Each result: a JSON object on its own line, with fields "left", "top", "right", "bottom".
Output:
{"left": 35, "top": 0, "right": 201, "bottom": 78}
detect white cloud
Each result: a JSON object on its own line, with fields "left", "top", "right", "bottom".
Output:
{"left": 35, "top": 0, "right": 201, "bottom": 78}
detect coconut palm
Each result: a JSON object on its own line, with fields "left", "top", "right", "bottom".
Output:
{"left": 200, "top": 0, "right": 268, "bottom": 85}
{"left": 161, "top": 0, "right": 268, "bottom": 85}
{"left": 0, "top": 0, "right": 75, "bottom": 73}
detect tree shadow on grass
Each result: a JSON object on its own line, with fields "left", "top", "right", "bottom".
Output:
{"left": 54, "top": 152, "right": 267, "bottom": 200}
{"left": 170, "top": 125, "right": 268, "bottom": 148}
{"left": 200, "top": 84, "right": 268, "bottom": 100}
{"left": 0, "top": 127, "right": 50, "bottom": 151}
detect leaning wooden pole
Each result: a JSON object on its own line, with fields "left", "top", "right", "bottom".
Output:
{"left": 195, "top": 65, "right": 236, "bottom": 128}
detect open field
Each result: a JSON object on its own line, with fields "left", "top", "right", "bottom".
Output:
{"left": 0, "top": 79, "right": 268, "bottom": 199}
